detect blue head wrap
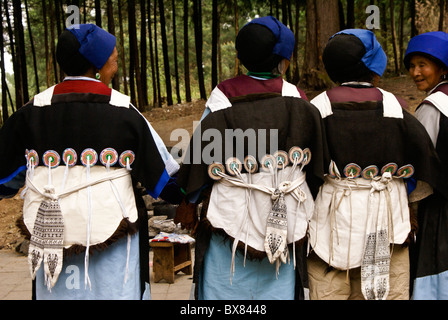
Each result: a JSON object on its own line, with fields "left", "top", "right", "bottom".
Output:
{"left": 243, "top": 16, "right": 295, "bottom": 61}
{"left": 68, "top": 24, "right": 116, "bottom": 70}
{"left": 332, "top": 29, "right": 387, "bottom": 77}
{"left": 404, "top": 31, "right": 448, "bottom": 69}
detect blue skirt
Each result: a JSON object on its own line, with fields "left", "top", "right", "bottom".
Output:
{"left": 198, "top": 233, "right": 296, "bottom": 300}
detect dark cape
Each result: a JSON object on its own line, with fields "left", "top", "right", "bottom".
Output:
{"left": 177, "top": 93, "right": 329, "bottom": 300}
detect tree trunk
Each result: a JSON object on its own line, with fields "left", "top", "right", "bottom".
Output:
{"left": 159, "top": 0, "right": 173, "bottom": 106}
{"left": 172, "top": 0, "right": 181, "bottom": 104}
{"left": 95, "top": 0, "right": 102, "bottom": 27}
{"left": 117, "top": 0, "right": 128, "bottom": 95}
{"left": 140, "top": 0, "right": 149, "bottom": 106}
{"left": 154, "top": 0, "right": 162, "bottom": 107}
{"left": 128, "top": 0, "right": 144, "bottom": 110}
{"left": 148, "top": 0, "right": 157, "bottom": 107}
{"left": 0, "top": 0, "right": 9, "bottom": 123}
{"left": 410, "top": 0, "right": 417, "bottom": 37}
{"left": 233, "top": 0, "right": 241, "bottom": 77}
{"left": 440, "top": 0, "right": 445, "bottom": 31}
{"left": 292, "top": 0, "right": 300, "bottom": 84}
{"left": 107, "top": 0, "right": 119, "bottom": 90}
{"left": 211, "top": 0, "right": 219, "bottom": 89}
{"left": 42, "top": 0, "right": 51, "bottom": 87}
{"left": 300, "top": 0, "right": 339, "bottom": 90}
{"left": 390, "top": 0, "right": 400, "bottom": 75}
{"left": 13, "top": 0, "right": 28, "bottom": 106}
{"left": 24, "top": 0, "right": 39, "bottom": 94}
{"left": 193, "top": 0, "right": 206, "bottom": 100}
{"left": 346, "top": 0, "right": 355, "bottom": 28}
{"left": 183, "top": 0, "right": 191, "bottom": 102}
{"left": 48, "top": 0, "right": 58, "bottom": 83}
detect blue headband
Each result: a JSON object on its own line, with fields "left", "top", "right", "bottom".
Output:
{"left": 332, "top": 29, "right": 387, "bottom": 77}
{"left": 245, "top": 16, "right": 295, "bottom": 61}
{"left": 404, "top": 31, "right": 448, "bottom": 69}
{"left": 68, "top": 24, "right": 116, "bottom": 70}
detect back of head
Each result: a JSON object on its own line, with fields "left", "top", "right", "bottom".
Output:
{"left": 56, "top": 24, "right": 116, "bottom": 76}
{"left": 56, "top": 30, "right": 93, "bottom": 76}
{"left": 236, "top": 16, "right": 295, "bottom": 73}
{"left": 323, "top": 29, "right": 387, "bottom": 84}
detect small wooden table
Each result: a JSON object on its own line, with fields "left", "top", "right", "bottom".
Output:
{"left": 150, "top": 241, "right": 193, "bottom": 284}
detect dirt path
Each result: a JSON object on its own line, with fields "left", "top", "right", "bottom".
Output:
{"left": 0, "top": 75, "right": 425, "bottom": 251}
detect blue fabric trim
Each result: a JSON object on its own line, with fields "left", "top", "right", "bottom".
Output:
{"left": 406, "top": 178, "right": 417, "bottom": 196}
{"left": 0, "top": 165, "right": 27, "bottom": 185}
{"left": 147, "top": 169, "right": 170, "bottom": 199}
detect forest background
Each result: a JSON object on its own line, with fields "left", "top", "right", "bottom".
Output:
{"left": 0, "top": 0, "right": 447, "bottom": 124}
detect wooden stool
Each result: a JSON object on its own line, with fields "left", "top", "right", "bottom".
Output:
{"left": 150, "top": 242, "right": 193, "bottom": 284}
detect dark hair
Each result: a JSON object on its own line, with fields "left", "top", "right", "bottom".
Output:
{"left": 236, "top": 23, "right": 283, "bottom": 73}
{"left": 323, "top": 34, "right": 375, "bottom": 84}
{"left": 56, "top": 30, "right": 95, "bottom": 76}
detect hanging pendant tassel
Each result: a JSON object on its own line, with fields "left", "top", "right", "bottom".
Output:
{"left": 264, "top": 190, "right": 288, "bottom": 265}
{"left": 42, "top": 197, "right": 64, "bottom": 290}
{"left": 28, "top": 202, "right": 46, "bottom": 280}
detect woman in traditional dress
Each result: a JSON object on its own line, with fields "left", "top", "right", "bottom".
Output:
{"left": 0, "top": 24, "right": 181, "bottom": 300}
{"left": 307, "top": 29, "right": 442, "bottom": 300}
{"left": 175, "top": 16, "right": 327, "bottom": 300}
{"left": 404, "top": 31, "right": 448, "bottom": 300}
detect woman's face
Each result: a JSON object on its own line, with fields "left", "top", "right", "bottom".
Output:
{"left": 99, "top": 47, "right": 118, "bottom": 85}
{"left": 409, "top": 54, "right": 447, "bottom": 93}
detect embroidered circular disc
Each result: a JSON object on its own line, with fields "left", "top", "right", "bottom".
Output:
{"left": 261, "top": 154, "right": 276, "bottom": 171}
{"left": 362, "top": 165, "right": 379, "bottom": 180}
{"left": 119, "top": 150, "right": 135, "bottom": 168}
{"left": 397, "top": 165, "right": 415, "bottom": 178}
{"left": 62, "top": 148, "right": 77, "bottom": 167}
{"left": 344, "top": 163, "right": 361, "bottom": 178}
{"left": 100, "top": 148, "right": 119, "bottom": 166}
{"left": 302, "top": 148, "right": 312, "bottom": 166}
{"left": 225, "top": 157, "right": 242, "bottom": 176}
{"left": 289, "top": 147, "right": 304, "bottom": 164}
{"left": 43, "top": 150, "right": 61, "bottom": 168}
{"left": 27, "top": 150, "right": 39, "bottom": 167}
{"left": 81, "top": 148, "right": 98, "bottom": 167}
{"left": 208, "top": 163, "right": 225, "bottom": 181}
{"left": 244, "top": 155, "right": 258, "bottom": 173}
{"left": 381, "top": 163, "right": 398, "bottom": 175}
{"left": 328, "top": 161, "right": 340, "bottom": 178}
{"left": 274, "top": 151, "right": 289, "bottom": 168}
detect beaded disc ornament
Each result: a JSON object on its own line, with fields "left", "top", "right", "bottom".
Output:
{"left": 208, "top": 163, "right": 225, "bottom": 181}
{"left": 344, "top": 163, "right": 362, "bottom": 179}
{"left": 244, "top": 155, "right": 258, "bottom": 173}
{"left": 289, "top": 147, "right": 304, "bottom": 164}
{"left": 62, "top": 148, "right": 77, "bottom": 167}
{"left": 261, "top": 154, "right": 276, "bottom": 172}
{"left": 225, "top": 157, "right": 242, "bottom": 176}
{"left": 43, "top": 150, "right": 61, "bottom": 168}
{"left": 100, "top": 148, "right": 118, "bottom": 166}
{"left": 119, "top": 150, "right": 135, "bottom": 168}
{"left": 80, "top": 148, "right": 98, "bottom": 167}
{"left": 302, "top": 148, "right": 312, "bottom": 166}
{"left": 27, "top": 150, "right": 39, "bottom": 168}
{"left": 381, "top": 163, "right": 398, "bottom": 175}
{"left": 397, "top": 164, "right": 415, "bottom": 178}
{"left": 362, "top": 165, "right": 379, "bottom": 180}
{"left": 274, "top": 151, "right": 289, "bottom": 169}
{"left": 328, "top": 160, "right": 341, "bottom": 178}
